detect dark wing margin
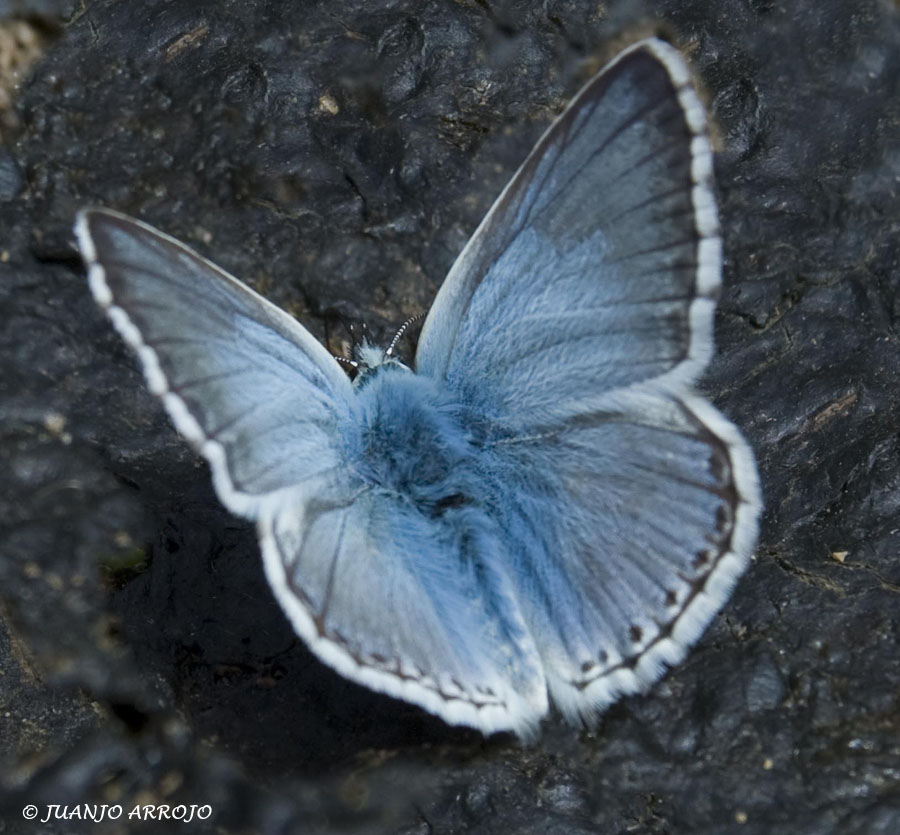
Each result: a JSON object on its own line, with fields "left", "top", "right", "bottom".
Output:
{"left": 76, "top": 208, "right": 354, "bottom": 519}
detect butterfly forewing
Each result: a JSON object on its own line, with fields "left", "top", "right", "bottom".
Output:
{"left": 417, "top": 40, "right": 720, "bottom": 424}
{"left": 77, "top": 209, "right": 353, "bottom": 516}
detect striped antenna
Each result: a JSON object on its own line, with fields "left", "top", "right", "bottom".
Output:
{"left": 385, "top": 312, "right": 425, "bottom": 357}
{"left": 334, "top": 354, "right": 359, "bottom": 370}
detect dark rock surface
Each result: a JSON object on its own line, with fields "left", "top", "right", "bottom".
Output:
{"left": 2, "top": 0, "right": 899, "bottom": 833}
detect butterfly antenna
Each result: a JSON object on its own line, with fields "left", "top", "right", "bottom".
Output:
{"left": 324, "top": 311, "right": 360, "bottom": 362}
{"left": 385, "top": 312, "right": 425, "bottom": 357}
{"left": 334, "top": 355, "right": 359, "bottom": 370}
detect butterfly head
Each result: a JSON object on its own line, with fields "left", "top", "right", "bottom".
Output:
{"left": 339, "top": 313, "right": 424, "bottom": 387}
{"left": 346, "top": 338, "right": 409, "bottom": 386}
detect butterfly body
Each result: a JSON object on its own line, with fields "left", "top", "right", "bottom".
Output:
{"left": 349, "top": 365, "right": 487, "bottom": 521}
{"left": 77, "top": 38, "right": 761, "bottom": 736}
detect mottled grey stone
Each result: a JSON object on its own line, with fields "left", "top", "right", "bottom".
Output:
{"left": 1, "top": 0, "right": 899, "bottom": 833}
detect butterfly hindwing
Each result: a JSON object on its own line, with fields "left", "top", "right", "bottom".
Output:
{"left": 257, "top": 460, "right": 547, "bottom": 734}
{"left": 480, "top": 388, "right": 759, "bottom": 720}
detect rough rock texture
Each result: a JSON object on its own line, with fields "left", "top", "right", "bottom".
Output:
{"left": 2, "top": 0, "right": 899, "bottom": 833}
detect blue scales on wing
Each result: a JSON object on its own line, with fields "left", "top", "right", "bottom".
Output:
{"left": 417, "top": 42, "right": 720, "bottom": 420}
{"left": 79, "top": 210, "right": 353, "bottom": 515}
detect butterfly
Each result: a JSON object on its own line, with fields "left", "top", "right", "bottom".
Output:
{"left": 75, "top": 38, "right": 761, "bottom": 737}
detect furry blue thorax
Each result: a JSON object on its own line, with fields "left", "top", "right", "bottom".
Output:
{"left": 343, "top": 364, "right": 490, "bottom": 519}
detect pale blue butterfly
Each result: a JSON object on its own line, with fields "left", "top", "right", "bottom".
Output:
{"left": 75, "top": 39, "right": 761, "bottom": 737}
